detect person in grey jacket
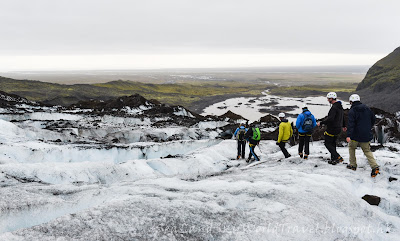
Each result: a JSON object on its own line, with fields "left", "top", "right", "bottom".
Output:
{"left": 346, "top": 94, "right": 380, "bottom": 177}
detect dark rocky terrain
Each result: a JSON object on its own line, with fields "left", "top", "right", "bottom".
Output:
{"left": 1, "top": 90, "right": 399, "bottom": 144}
{"left": 0, "top": 91, "right": 39, "bottom": 108}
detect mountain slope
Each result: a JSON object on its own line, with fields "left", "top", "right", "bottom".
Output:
{"left": 357, "top": 47, "right": 400, "bottom": 91}
{"left": 356, "top": 47, "right": 400, "bottom": 113}
{"left": 0, "top": 77, "right": 266, "bottom": 112}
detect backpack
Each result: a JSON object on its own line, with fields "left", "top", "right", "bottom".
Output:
{"left": 237, "top": 128, "right": 246, "bottom": 141}
{"left": 252, "top": 128, "right": 261, "bottom": 141}
{"left": 302, "top": 114, "right": 314, "bottom": 132}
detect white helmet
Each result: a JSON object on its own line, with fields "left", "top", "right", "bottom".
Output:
{"left": 278, "top": 113, "right": 285, "bottom": 118}
{"left": 326, "top": 92, "right": 337, "bottom": 99}
{"left": 349, "top": 94, "right": 360, "bottom": 102}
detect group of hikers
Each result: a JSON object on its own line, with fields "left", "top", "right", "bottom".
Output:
{"left": 233, "top": 92, "right": 380, "bottom": 178}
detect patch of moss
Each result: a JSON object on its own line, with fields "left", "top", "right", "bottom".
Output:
{"left": 269, "top": 83, "right": 358, "bottom": 97}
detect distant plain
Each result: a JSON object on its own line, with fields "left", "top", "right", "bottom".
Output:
{"left": 0, "top": 66, "right": 367, "bottom": 113}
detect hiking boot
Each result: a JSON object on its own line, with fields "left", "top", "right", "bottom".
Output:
{"left": 346, "top": 164, "right": 357, "bottom": 171}
{"left": 237, "top": 155, "right": 241, "bottom": 160}
{"left": 304, "top": 154, "right": 308, "bottom": 160}
{"left": 328, "top": 159, "right": 338, "bottom": 165}
{"left": 371, "top": 167, "right": 380, "bottom": 177}
{"left": 328, "top": 156, "right": 343, "bottom": 165}
{"left": 285, "top": 154, "right": 291, "bottom": 158}
{"left": 246, "top": 158, "right": 251, "bottom": 163}
{"left": 299, "top": 153, "right": 303, "bottom": 158}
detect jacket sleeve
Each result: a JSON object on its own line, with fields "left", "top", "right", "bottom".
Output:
{"left": 233, "top": 128, "right": 239, "bottom": 137}
{"left": 290, "top": 123, "right": 293, "bottom": 137}
{"left": 321, "top": 107, "right": 336, "bottom": 125}
{"left": 277, "top": 123, "right": 283, "bottom": 143}
{"left": 296, "top": 114, "right": 303, "bottom": 129}
{"left": 347, "top": 109, "right": 355, "bottom": 138}
{"left": 312, "top": 115, "right": 317, "bottom": 128}
{"left": 370, "top": 108, "right": 376, "bottom": 127}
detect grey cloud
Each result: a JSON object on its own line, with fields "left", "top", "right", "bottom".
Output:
{"left": 0, "top": 0, "right": 399, "bottom": 55}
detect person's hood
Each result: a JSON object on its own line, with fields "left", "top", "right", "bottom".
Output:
{"left": 352, "top": 101, "right": 368, "bottom": 113}
{"left": 333, "top": 101, "right": 343, "bottom": 109}
{"left": 281, "top": 119, "right": 289, "bottom": 123}
{"left": 303, "top": 110, "right": 311, "bottom": 116}
{"left": 351, "top": 101, "right": 362, "bottom": 107}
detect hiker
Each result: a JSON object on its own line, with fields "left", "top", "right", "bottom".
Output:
{"left": 244, "top": 124, "right": 261, "bottom": 162}
{"left": 276, "top": 113, "right": 293, "bottom": 158}
{"left": 233, "top": 122, "right": 248, "bottom": 159}
{"left": 296, "top": 104, "right": 317, "bottom": 159}
{"left": 346, "top": 94, "right": 380, "bottom": 177}
{"left": 317, "top": 92, "right": 347, "bottom": 165}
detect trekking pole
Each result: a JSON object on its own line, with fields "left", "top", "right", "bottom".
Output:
{"left": 257, "top": 143, "right": 262, "bottom": 153}
{"left": 311, "top": 134, "right": 314, "bottom": 146}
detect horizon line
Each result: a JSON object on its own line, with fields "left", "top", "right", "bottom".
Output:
{"left": 0, "top": 65, "right": 371, "bottom": 73}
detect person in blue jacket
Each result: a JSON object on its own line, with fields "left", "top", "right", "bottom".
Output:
{"left": 296, "top": 104, "right": 317, "bottom": 159}
{"left": 346, "top": 94, "right": 380, "bottom": 177}
{"left": 233, "top": 122, "right": 248, "bottom": 159}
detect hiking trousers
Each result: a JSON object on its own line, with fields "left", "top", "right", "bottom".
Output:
{"left": 324, "top": 133, "right": 340, "bottom": 160}
{"left": 298, "top": 134, "right": 311, "bottom": 155}
{"left": 248, "top": 144, "right": 260, "bottom": 161}
{"left": 349, "top": 141, "right": 378, "bottom": 169}
{"left": 237, "top": 140, "right": 246, "bottom": 158}
{"left": 278, "top": 142, "right": 290, "bottom": 158}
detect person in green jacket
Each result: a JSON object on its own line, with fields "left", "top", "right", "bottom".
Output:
{"left": 276, "top": 113, "right": 293, "bottom": 158}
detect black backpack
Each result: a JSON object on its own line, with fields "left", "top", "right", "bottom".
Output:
{"left": 302, "top": 114, "right": 314, "bottom": 132}
{"left": 237, "top": 129, "right": 246, "bottom": 141}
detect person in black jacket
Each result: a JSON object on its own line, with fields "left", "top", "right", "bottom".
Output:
{"left": 317, "top": 92, "right": 347, "bottom": 165}
{"left": 244, "top": 124, "right": 260, "bottom": 163}
{"left": 346, "top": 94, "right": 380, "bottom": 177}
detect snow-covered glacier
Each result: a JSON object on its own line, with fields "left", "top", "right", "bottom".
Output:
{"left": 0, "top": 95, "right": 399, "bottom": 240}
{"left": 1, "top": 137, "right": 399, "bottom": 240}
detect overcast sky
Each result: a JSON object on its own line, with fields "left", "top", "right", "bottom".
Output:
{"left": 0, "top": 0, "right": 399, "bottom": 71}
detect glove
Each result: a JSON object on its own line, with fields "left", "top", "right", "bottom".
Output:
{"left": 276, "top": 142, "right": 279, "bottom": 145}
